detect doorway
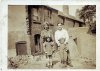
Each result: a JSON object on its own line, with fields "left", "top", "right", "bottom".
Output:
{"left": 34, "top": 34, "right": 41, "bottom": 53}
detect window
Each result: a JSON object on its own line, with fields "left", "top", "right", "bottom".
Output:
{"left": 31, "top": 8, "right": 39, "bottom": 22}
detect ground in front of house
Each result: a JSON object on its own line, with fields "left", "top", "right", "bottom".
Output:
{"left": 8, "top": 49, "right": 96, "bottom": 69}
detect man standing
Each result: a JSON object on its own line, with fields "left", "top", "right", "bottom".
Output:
{"left": 55, "top": 23, "right": 73, "bottom": 67}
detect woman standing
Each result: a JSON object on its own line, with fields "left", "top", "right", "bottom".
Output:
{"left": 40, "top": 22, "right": 54, "bottom": 53}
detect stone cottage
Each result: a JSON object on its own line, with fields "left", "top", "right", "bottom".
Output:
{"left": 8, "top": 5, "right": 95, "bottom": 60}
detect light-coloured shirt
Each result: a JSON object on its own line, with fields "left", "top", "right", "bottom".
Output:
{"left": 55, "top": 28, "right": 69, "bottom": 46}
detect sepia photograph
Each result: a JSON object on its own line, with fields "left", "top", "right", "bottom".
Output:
{"left": 8, "top": 5, "right": 96, "bottom": 69}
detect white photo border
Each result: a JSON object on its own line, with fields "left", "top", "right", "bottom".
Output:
{"left": 0, "top": 0, "right": 100, "bottom": 71}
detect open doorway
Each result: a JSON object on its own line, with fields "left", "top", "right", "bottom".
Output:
{"left": 34, "top": 34, "right": 41, "bottom": 53}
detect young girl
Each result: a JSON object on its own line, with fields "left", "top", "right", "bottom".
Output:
{"left": 43, "top": 37, "right": 54, "bottom": 68}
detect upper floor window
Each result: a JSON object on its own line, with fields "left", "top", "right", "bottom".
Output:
{"left": 31, "top": 8, "right": 39, "bottom": 22}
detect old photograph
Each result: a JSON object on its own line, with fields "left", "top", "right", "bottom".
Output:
{"left": 8, "top": 5, "right": 96, "bottom": 69}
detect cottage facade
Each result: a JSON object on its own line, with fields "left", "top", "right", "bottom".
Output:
{"left": 8, "top": 5, "right": 85, "bottom": 56}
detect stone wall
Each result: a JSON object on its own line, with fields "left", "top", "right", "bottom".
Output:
{"left": 78, "top": 33, "right": 96, "bottom": 60}
{"left": 8, "top": 5, "right": 27, "bottom": 32}
{"left": 8, "top": 5, "right": 31, "bottom": 55}
{"left": 8, "top": 5, "right": 29, "bottom": 49}
{"left": 8, "top": 31, "right": 27, "bottom": 49}
{"left": 67, "top": 27, "right": 96, "bottom": 59}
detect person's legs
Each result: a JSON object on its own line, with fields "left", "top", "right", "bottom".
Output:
{"left": 59, "top": 48, "right": 63, "bottom": 63}
{"left": 67, "top": 50, "right": 73, "bottom": 67}
{"left": 45, "top": 55, "right": 49, "bottom": 67}
{"left": 49, "top": 55, "right": 53, "bottom": 68}
{"left": 62, "top": 50, "right": 65, "bottom": 64}
{"left": 63, "top": 50, "right": 67, "bottom": 67}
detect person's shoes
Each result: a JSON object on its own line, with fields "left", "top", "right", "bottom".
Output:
{"left": 61, "top": 60, "right": 63, "bottom": 63}
{"left": 46, "top": 64, "right": 49, "bottom": 67}
{"left": 61, "top": 60, "right": 65, "bottom": 64}
{"left": 68, "top": 63, "right": 73, "bottom": 67}
{"left": 50, "top": 65, "right": 53, "bottom": 68}
{"left": 64, "top": 64, "right": 67, "bottom": 67}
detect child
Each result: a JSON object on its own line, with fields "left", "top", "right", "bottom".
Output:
{"left": 58, "top": 38, "right": 68, "bottom": 67}
{"left": 43, "top": 37, "right": 54, "bottom": 68}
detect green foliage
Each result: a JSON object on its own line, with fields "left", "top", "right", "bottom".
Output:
{"left": 79, "top": 5, "right": 96, "bottom": 33}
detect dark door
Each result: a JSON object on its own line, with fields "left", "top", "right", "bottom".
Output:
{"left": 34, "top": 34, "right": 41, "bottom": 53}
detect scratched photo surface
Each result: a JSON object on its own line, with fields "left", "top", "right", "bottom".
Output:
{"left": 8, "top": 5, "right": 96, "bottom": 69}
